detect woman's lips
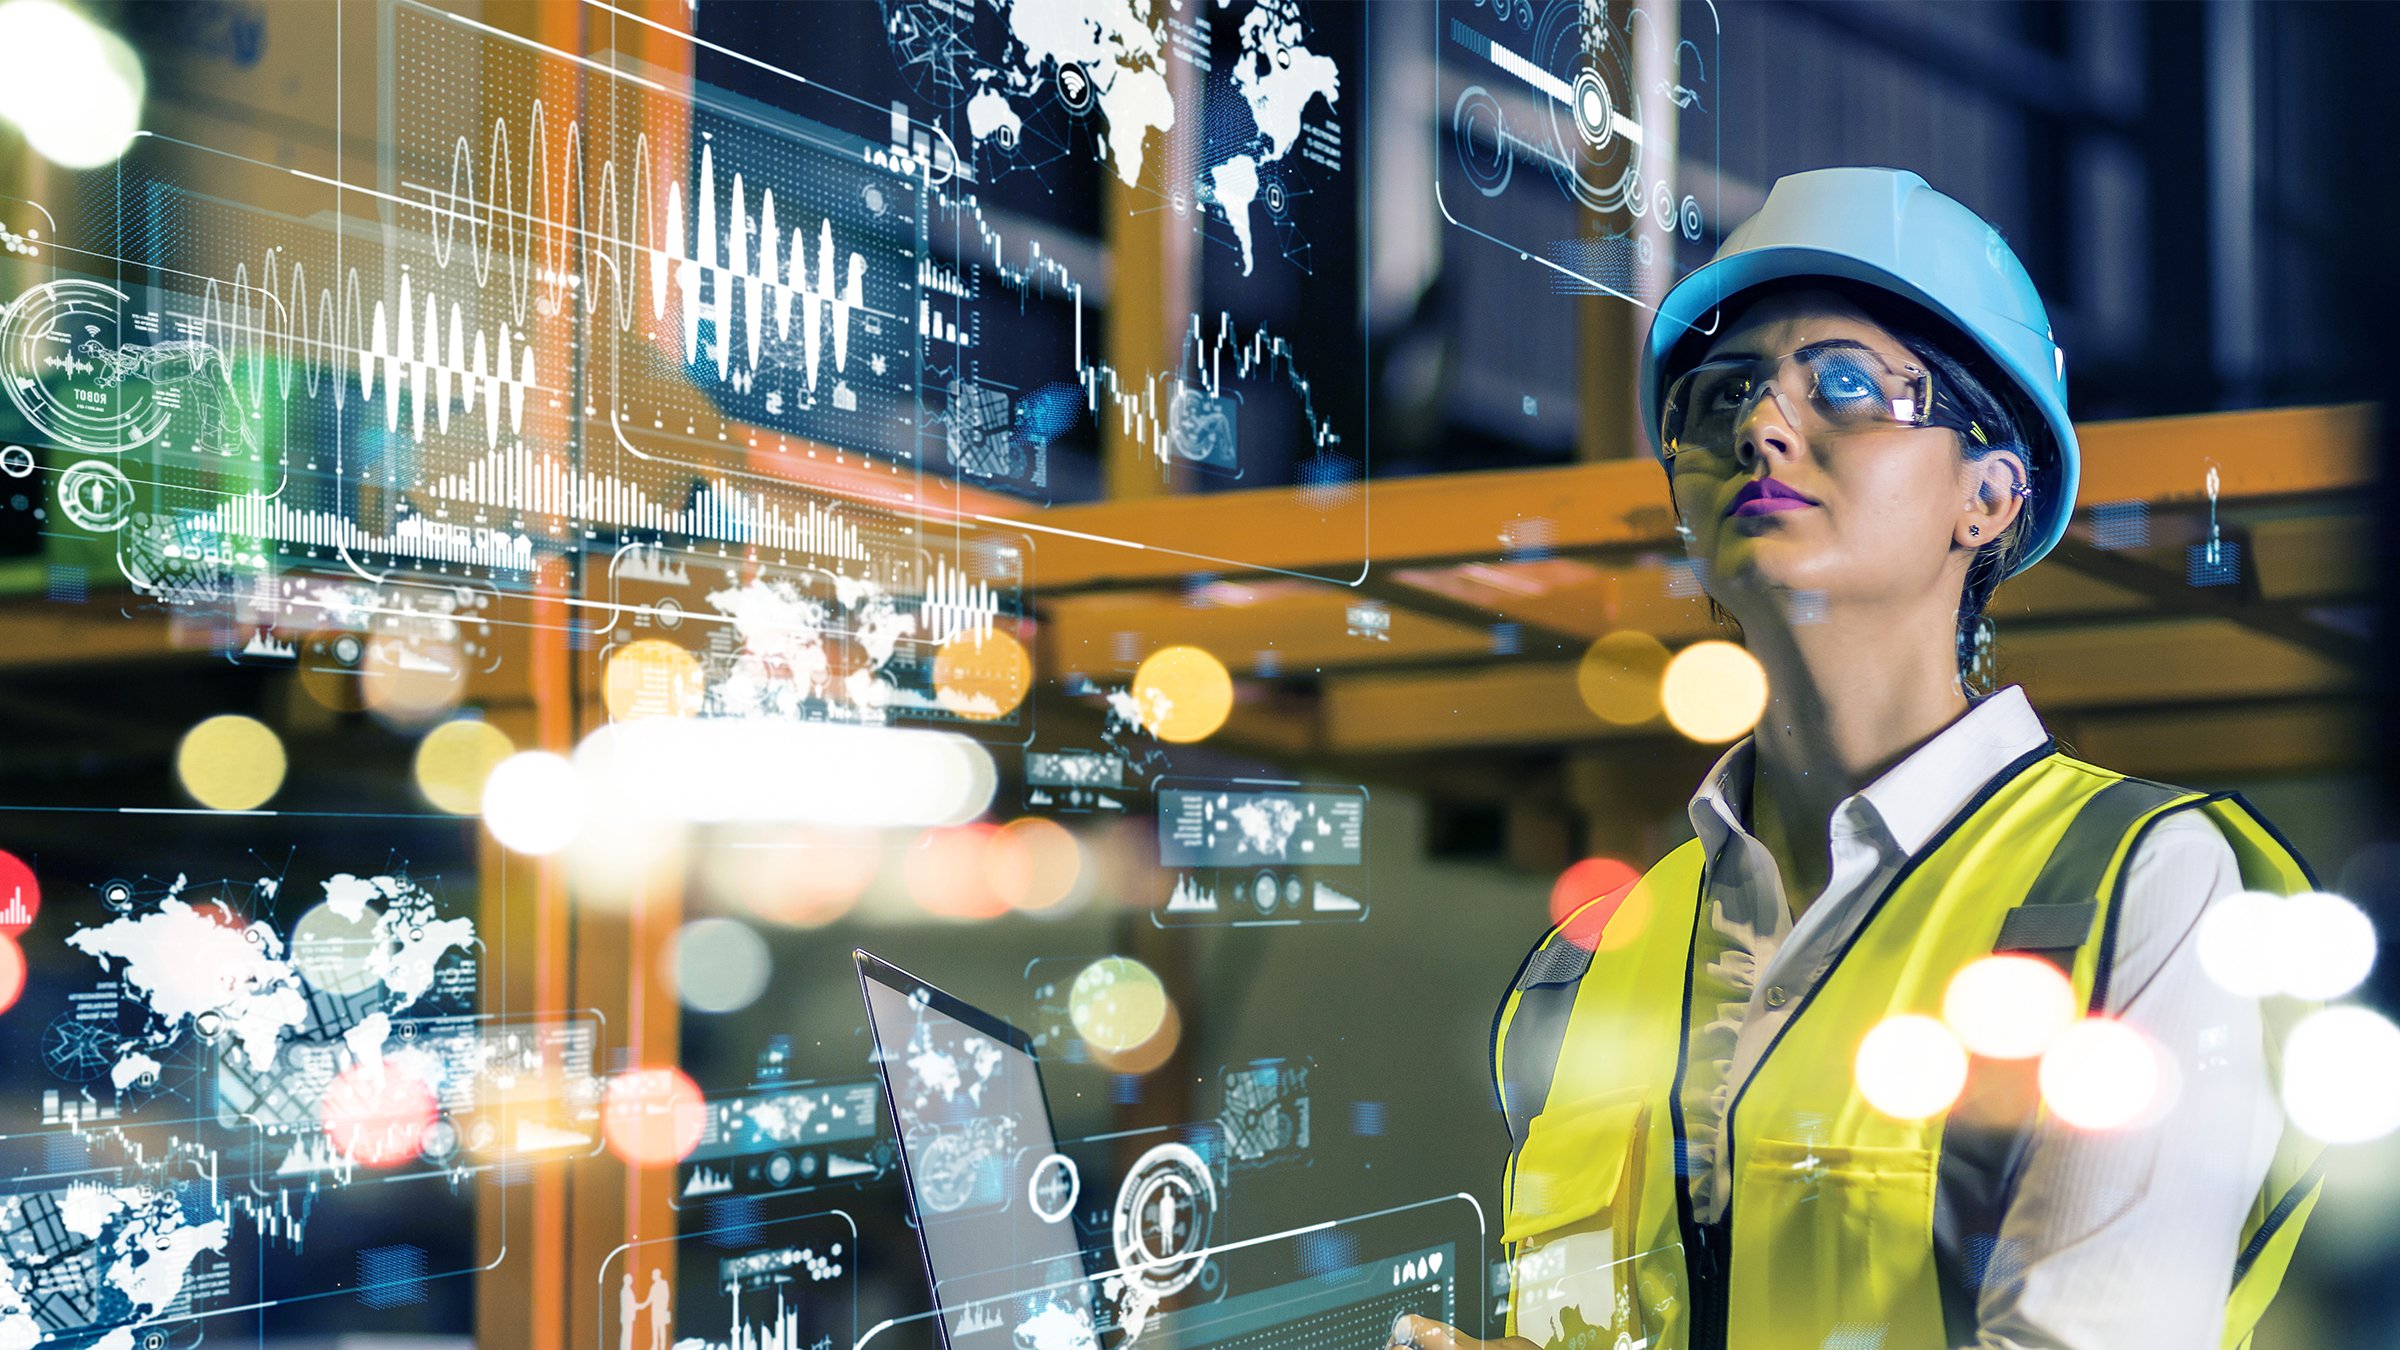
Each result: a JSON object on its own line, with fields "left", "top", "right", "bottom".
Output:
{"left": 1730, "top": 497, "right": 1814, "bottom": 517}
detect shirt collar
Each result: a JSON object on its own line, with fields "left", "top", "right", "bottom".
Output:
{"left": 1686, "top": 684, "right": 2052, "bottom": 857}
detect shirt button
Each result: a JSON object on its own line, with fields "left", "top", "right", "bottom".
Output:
{"left": 1765, "top": 985, "right": 1789, "bottom": 1009}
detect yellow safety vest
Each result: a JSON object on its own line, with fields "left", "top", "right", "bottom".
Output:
{"left": 1492, "top": 748, "right": 2323, "bottom": 1350}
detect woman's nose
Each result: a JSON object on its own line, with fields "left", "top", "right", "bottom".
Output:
{"left": 1733, "top": 384, "right": 1803, "bottom": 468}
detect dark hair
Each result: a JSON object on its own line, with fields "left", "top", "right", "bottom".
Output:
{"left": 1669, "top": 279, "right": 2043, "bottom": 695}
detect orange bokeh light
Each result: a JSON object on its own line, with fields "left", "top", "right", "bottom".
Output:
{"left": 738, "top": 826, "right": 881, "bottom": 928}
{"left": 905, "top": 824, "right": 1011, "bottom": 921}
{"left": 602, "top": 1066, "right": 707, "bottom": 1167}
{"left": 988, "top": 817, "right": 1082, "bottom": 912}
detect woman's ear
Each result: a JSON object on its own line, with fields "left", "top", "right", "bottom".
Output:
{"left": 1956, "top": 449, "right": 2029, "bottom": 549}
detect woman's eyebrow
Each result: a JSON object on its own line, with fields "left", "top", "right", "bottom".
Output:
{"left": 1793, "top": 337, "right": 1881, "bottom": 356}
{"left": 1703, "top": 336, "right": 1886, "bottom": 364}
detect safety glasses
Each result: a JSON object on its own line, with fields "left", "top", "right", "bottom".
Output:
{"left": 1660, "top": 340, "right": 1982, "bottom": 469}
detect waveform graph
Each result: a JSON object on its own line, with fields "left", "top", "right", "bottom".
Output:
{"left": 391, "top": 4, "right": 928, "bottom": 489}
{"left": 416, "top": 440, "right": 880, "bottom": 562}
{"left": 599, "top": 1209, "right": 855, "bottom": 1350}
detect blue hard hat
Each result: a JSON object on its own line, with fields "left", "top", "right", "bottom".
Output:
{"left": 1640, "top": 167, "right": 2078, "bottom": 579}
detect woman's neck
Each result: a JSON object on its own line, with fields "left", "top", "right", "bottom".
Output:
{"left": 1737, "top": 596, "right": 1971, "bottom": 910}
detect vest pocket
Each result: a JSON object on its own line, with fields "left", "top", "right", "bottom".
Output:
{"left": 1504, "top": 1093, "right": 1651, "bottom": 1343}
{"left": 1732, "top": 1138, "right": 1941, "bottom": 1348}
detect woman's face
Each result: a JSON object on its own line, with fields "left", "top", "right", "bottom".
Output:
{"left": 1666, "top": 288, "right": 2020, "bottom": 622}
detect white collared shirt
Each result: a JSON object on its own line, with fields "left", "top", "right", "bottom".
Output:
{"left": 1678, "top": 685, "right": 2280, "bottom": 1349}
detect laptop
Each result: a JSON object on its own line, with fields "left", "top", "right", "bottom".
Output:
{"left": 858, "top": 948, "right": 1483, "bottom": 1350}
{"left": 856, "top": 949, "right": 1102, "bottom": 1350}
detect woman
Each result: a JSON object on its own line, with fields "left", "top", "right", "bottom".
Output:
{"left": 1390, "top": 169, "right": 2319, "bottom": 1350}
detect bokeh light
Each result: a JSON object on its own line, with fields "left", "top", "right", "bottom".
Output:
{"left": 731, "top": 827, "right": 880, "bottom": 928}
{"left": 481, "top": 751, "right": 586, "bottom": 855}
{"left": 934, "top": 630, "right": 1034, "bottom": 721}
{"left": 2038, "top": 1018, "right": 2162, "bottom": 1131}
{"left": 1660, "top": 640, "right": 1769, "bottom": 743}
{"left": 666, "top": 917, "right": 772, "bottom": 1014}
{"left": 989, "top": 817, "right": 1083, "bottom": 913}
{"left": 0, "top": 0, "right": 144, "bottom": 170}
{"left": 1092, "top": 999, "right": 1181, "bottom": 1075}
{"left": 320, "top": 1063, "right": 440, "bottom": 1169}
{"left": 2273, "top": 892, "right": 2378, "bottom": 1001}
{"left": 904, "top": 824, "right": 1010, "bottom": 921}
{"left": 414, "top": 718, "right": 516, "bottom": 815}
{"left": 1131, "top": 645, "right": 1235, "bottom": 744}
{"left": 602, "top": 639, "right": 705, "bottom": 721}
{"left": 176, "top": 714, "right": 286, "bottom": 811}
{"left": 0, "top": 848, "right": 39, "bottom": 935}
{"left": 361, "top": 633, "right": 467, "bottom": 727}
{"left": 1070, "top": 956, "right": 1168, "bottom": 1054}
{"left": 2196, "top": 889, "right": 2286, "bottom": 997}
{"left": 1575, "top": 631, "right": 1670, "bottom": 726}
{"left": 297, "top": 630, "right": 369, "bottom": 714}
{"left": 2199, "top": 888, "right": 2378, "bottom": 1000}
{"left": 1548, "top": 856, "right": 1641, "bottom": 932}
{"left": 1854, "top": 1014, "right": 1969, "bottom": 1120}
{"left": 575, "top": 720, "right": 994, "bottom": 828}
{"left": 1942, "top": 955, "right": 2078, "bottom": 1060}
{"left": 2283, "top": 1006, "right": 2400, "bottom": 1144}
{"left": 0, "top": 933, "right": 23, "bottom": 1015}
{"left": 601, "top": 1066, "right": 707, "bottom": 1167}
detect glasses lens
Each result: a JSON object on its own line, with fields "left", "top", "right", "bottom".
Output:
{"left": 1665, "top": 362, "right": 1755, "bottom": 455}
{"left": 1801, "top": 347, "right": 1928, "bottom": 428}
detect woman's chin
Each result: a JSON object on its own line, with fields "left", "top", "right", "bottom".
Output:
{"left": 1708, "top": 537, "right": 1832, "bottom": 595}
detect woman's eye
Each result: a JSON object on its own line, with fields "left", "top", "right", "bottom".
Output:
{"left": 1817, "top": 366, "right": 1878, "bottom": 403}
{"left": 1704, "top": 378, "right": 1751, "bottom": 410}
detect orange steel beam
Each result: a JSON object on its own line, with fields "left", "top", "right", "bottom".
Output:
{"left": 999, "top": 403, "right": 2378, "bottom": 592}
{"left": 1314, "top": 615, "right": 2363, "bottom": 755}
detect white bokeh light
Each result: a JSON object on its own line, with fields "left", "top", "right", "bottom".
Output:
{"left": 2196, "top": 890, "right": 2287, "bottom": 998}
{"left": 481, "top": 751, "right": 586, "bottom": 855}
{"left": 0, "top": 0, "right": 143, "bottom": 169}
{"left": 1942, "top": 955, "right": 2078, "bottom": 1060}
{"left": 574, "top": 719, "right": 994, "bottom": 828}
{"left": 666, "top": 918, "right": 772, "bottom": 1015}
{"left": 2272, "top": 891, "right": 2378, "bottom": 1001}
{"left": 2038, "top": 1018, "right": 2162, "bottom": 1131}
{"left": 2282, "top": 1006, "right": 2400, "bottom": 1145}
{"left": 1854, "top": 1014, "right": 1969, "bottom": 1120}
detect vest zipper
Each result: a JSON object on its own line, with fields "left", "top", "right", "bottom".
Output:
{"left": 1668, "top": 850, "right": 1726, "bottom": 1348}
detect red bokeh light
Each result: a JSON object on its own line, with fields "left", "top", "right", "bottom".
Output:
{"left": 0, "top": 851, "right": 37, "bottom": 937}
{"left": 602, "top": 1066, "right": 707, "bottom": 1167}
{"left": 320, "top": 1062, "right": 440, "bottom": 1168}
{"left": 1549, "top": 856, "right": 1642, "bottom": 948}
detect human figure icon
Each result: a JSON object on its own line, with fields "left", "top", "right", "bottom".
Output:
{"left": 618, "top": 1271, "right": 638, "bottom": 1350}
{"left": 646, "top": 1267, "right": 673, "bottom": 1350}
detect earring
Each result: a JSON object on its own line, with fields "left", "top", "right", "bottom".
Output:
{"left": 1968, "top": 526, "right": 1981, "bottom": 537}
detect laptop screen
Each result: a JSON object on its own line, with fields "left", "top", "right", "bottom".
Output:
{"left": 859, "top": 955, "right": 1096, "bottom": 1348}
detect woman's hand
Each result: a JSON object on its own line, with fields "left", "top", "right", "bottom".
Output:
{"left": 1382, "top": 1313, "right": 1541, "bottom": 1350}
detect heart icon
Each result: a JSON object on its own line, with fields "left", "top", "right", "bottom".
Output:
{"left": 1429, "top": 1252, "right": 1444, "bottom": 1274}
